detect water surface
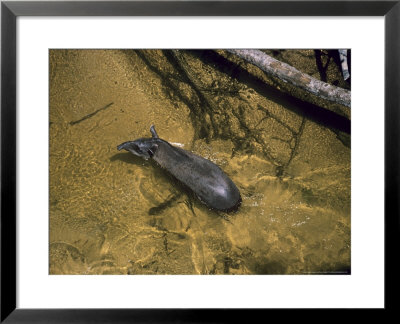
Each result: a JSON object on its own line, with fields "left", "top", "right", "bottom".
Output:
{"left": 49, "top": 49, "right": 351, "bottom": 274}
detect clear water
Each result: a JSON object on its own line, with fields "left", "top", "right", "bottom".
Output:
{"left": 49, "top": 50, "right": 350, "bottom": 274}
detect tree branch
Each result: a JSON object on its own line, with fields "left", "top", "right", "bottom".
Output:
{"left": 227, "top": 49, "right": 351, "bottom": 108}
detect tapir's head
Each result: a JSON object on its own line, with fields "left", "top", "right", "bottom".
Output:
{"left": 117, "top": 125, "right": 159, "bottom": 160}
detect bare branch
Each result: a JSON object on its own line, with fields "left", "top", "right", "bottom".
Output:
{"left": 227, "top": 49, "right": 351, "bottom": 108}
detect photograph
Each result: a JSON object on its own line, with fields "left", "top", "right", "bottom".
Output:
{"left": 2, "top": 0, "right": 396, "bottom": 319}
{"left": 49, "top": 49, "right": 351, "bottom": 275}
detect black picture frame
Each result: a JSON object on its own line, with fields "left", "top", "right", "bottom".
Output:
{"left": 1, "top": 0, "right": 398, "bottom": 322}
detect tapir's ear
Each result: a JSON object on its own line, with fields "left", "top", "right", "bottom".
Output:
{"left": 150, "top": 125, "right": 158, "bottom": 138}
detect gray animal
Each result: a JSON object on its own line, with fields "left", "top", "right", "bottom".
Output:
{"left": 117, "top": 125, "right": 241, "bottom": 212}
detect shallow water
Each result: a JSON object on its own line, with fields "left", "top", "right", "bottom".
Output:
{"left": 49, "top": 49, "right": 350, "bottom": 274}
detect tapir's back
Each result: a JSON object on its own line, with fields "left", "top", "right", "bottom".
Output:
{"left": 152, "top": 140, "right": 241, "bottom": 211}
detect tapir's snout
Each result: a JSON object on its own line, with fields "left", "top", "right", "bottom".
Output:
{"left": 117, "top": 141, "right": 136, "bottom": 152}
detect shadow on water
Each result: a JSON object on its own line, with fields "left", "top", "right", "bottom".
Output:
{"left": 314, "top": 50, "right": 330, "bottom": 83}
{"left": 109, "top": 152, "right": 147, "bottom": 166}
{"left": 112, "top": 152, "right": 186, "bottom": 215}
{"left": 111, "top": 151, "right": 196, "bottom": 215}
{"left": 132, "top": 50, "right": 210, "bottom": 140}
{"left": 148, "top": 193, "right": 183, "bottom": 215}
{"left": 188, "top": 50, "right": 351, "bottom": 135}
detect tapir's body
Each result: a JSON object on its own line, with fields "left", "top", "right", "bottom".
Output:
{"left": 117, "top": 125, "right": 241, "bottom": 212}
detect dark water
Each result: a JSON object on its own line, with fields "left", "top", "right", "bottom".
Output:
{"left": 49, "top": 49, "right": 350, "bottom": 274}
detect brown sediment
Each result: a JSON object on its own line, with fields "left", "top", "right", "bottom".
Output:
{"left": 49, "top": 49, "right": 350, "bottom": 275}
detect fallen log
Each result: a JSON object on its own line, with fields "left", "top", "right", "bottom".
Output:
{"left": 227, "top": 49, "right": 351, "bottom": 108}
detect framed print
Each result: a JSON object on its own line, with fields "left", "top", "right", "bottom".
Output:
{"left": 1, "top": 0, "right": 398, "bottom": 322}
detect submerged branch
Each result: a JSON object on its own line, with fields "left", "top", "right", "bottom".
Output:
{"left": 227, "top": 49, "right": 351, "bottom": 108}
{"left": 70, "top": 102, "right": 114, "bottom": 125}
